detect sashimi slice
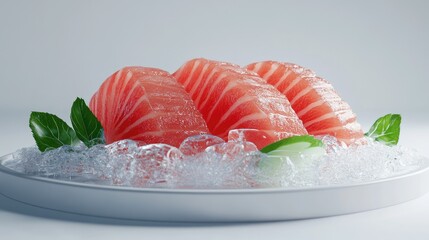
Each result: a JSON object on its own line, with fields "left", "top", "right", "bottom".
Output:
{"left": 246, "top": 61, "right": 364, "bottom": 144}
{"left": 89, "top": 67, "right": 209, "bottom": 147}
{"left": 173, "top": 58, "right": 308, "bottom": 149}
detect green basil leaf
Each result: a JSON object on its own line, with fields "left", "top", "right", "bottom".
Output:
{"left": 70, "top": 97, "right": 104, "bottom": 147}
{"left": 29, "top": 112, "right": 79, "bottom": 152}
{"left": 365, "top": 114, "right": 401, "bottom": 146}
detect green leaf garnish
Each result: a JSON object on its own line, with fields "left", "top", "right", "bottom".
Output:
{"left": 365, "top": 114, "right": 401, "bottom": 146}
{"left": 30, "top": 97, "right": 104, "bottom": 152}
{"left": 70, "top": 97, "right": 104, "bottom": 147}
{"left": 29, "top": 112, "right": 80, "bottom": 152}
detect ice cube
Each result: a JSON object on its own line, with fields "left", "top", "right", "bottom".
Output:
{"left": 179, "top": 134, "right": 224, "bottom": 156}
{"left": 227, "top": 129, "right": 248, "bottom": 142}
{"left": 252, "top": 154, "right": 295, "bottom": 187}
{"left": 169, "top": 141, "right": 260, "bottom": 188}
{"left": 7, "top": 146, "right": 42, "bottom": 173}
{"left": 205, "top": 141, "right": 259, "bottom": 160}
{"left": 105, "top": 139, "right": 139, "bottom": 154}
{"left": 316, "top": 135, "right": 347, "bottom": 153}
{"left": 130, "top": 144, "right": 182, "bottom": 187}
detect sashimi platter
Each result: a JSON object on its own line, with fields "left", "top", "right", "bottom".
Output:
{"left": 0, "top": 58, "right": 428, "bottom": 222}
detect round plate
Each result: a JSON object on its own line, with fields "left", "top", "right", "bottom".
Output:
{"left": 1, "top": 153, "right": 429, "bottom": 222}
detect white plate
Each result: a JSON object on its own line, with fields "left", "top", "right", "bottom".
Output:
{"left": 0, "top": 153, "right": 429, "bottom": 222}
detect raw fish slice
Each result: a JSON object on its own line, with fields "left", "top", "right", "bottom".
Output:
{"left": 173, "top": 58, "right": 307, "bottom": 149}
{"left": 246, "top": 61, "right": 364, "bottom": 144}
{"left": 89, "top": 67, "right": 209, "bottom": 147}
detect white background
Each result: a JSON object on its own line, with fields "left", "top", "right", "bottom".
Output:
{"left": 1, "top": 0, "right": 428, "bottom": 115}
{"left": 0, "top": 1, "right": 429, "bottom": 239}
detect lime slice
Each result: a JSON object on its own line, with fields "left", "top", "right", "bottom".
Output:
{"left": 259, "top": 135, "right": 326, "bottom": 172}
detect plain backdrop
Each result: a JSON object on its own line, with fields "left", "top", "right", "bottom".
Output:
{"left": 0, "top": 0, "right": 428, "bottom": 151}
{"left": 1, "top": 2, "right": 429, "bottom": 239}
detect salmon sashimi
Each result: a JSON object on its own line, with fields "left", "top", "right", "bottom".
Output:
{"left": 173, "top": 58, "right": 308, "bottom": 149}
{"left": 89, "top": 67, "right": 209, "bottom": 147}
{"left": 246, "top": 61, "right": 364, "bottom": 144}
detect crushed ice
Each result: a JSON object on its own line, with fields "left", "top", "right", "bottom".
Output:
{"left": 3, "top": 130, "right": 428, "bottom": 189}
